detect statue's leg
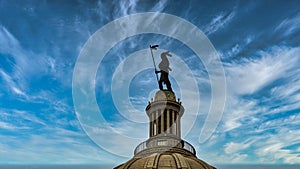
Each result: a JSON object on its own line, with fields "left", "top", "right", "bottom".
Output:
{"left": 166, "top": 79, "right": 172, "bottom": 91}
{"left": 165, "top": 74, "right": 172, "bottom": 91}
{"left": 159, "top": 80, "right": 163, "bottom": 90}
{"left": 159, "top": 74, "right": 164, "bottom": 90}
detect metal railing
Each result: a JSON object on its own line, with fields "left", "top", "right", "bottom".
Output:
{"left": 182, "top": 140, "right": 196, "bottom": 155}
{"left": 134, "top": 138, "right": 196, "bottom": 155}
{"left": 134, "top": 141, "right": 147, "bottom": 155}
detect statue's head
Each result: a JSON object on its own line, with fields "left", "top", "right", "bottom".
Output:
{"left": 161, "top": 51, "right": 172, "bottom": 59}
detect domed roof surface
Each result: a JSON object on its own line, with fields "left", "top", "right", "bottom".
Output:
{"left": 114, "top": 89, "right": 216, "bottom": 169}
{"left": 154, "top": 90, "right": 176, "bottom": 101}
{"left": 114, "top": 152, "right": 216, "bottom": 169}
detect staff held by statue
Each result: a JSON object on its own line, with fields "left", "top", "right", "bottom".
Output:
{"left": 149, "top": 45, "right": 173, "bottom": 91}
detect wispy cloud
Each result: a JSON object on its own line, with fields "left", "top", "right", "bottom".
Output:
{"left": 225, "top": 46, "right": 300, "bottom": 95}
{"left": 0, "top": 121, "right": 17, "bottom": 130}
{"left": 200, "top": 44, "right": 300, "bottom": 164}
{"left": 255, "top": 128, "right": 300, "bottom": 164}
{"left": 219, "top": 46, "right": 300, "bottom": 134}
{"left": 13, "top": 110, "right": 46, "bottom": 126}
{"left": 0, "top": 24, "right": 75, "bottom": 92}
{"left": 0, "top": 68, "right": 27, "bottom": 97}
{"left": 203, "top": 123, "right": 300, "bottom": 164}
{"left": 1, "top": 1, "right": 300, "bottom": 165}
{"left": 0, "top": 130, "right": 117, "bottom": 164}
{"left": 275, "top": 12, "right": 300, "bottom": 37}
{"left": 0, "top": 107, "right": 71, "bottom": 133}
{"left": 219, "top": 35, "right": 255, "bottom": 59}
{"left": 118, "top": 0, "right": 138, "bottom": 16}
{"left": 218, "top": 46, "right": 296, "bottom": 132}
{"left": 224, "top": 142, "right": 251, "bottom": 154}
{"left": 0, "top": 25, "right": 47, "bottom": 77}
{"left": 257, "top": 113, "right": 300, "bottom": 132}
{"left": 204, "top": 10, "right": 236, "bottom": 35}
{"left": 270, "top": 69, "right": 300, "bottom": 104}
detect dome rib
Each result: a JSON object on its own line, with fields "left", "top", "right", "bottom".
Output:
{"left": 172, "top": 153, "right": 189, "bottom": 168}
{"left": 122, "top": 157, "right": 138, "bottom": 169}
{"left": 114, "top": 152, "right": 216, "bottom": 169}
{"left": 171, "top": 153, "right": 181, "bottom": 168}
{"left": 144, "top": 153, "right": 156, "bottom": 168}
{"left": 153, "top": 153, "right": 160, "bottom": 168}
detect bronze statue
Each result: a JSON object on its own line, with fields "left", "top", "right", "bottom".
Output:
{"left": 155, "top": 51, "right": 172, "bottom": 91}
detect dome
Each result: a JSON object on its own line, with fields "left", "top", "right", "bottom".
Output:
{"left": 154, "top": 90, "right": 176, "bottom": 101}
{"left": 114, "top": 152, "right": 216, "bottom": 169}
{"left": 114, "top": 89, "right": 216, "bottom": 169}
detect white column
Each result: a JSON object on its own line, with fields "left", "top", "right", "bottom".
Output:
{"left": 155, "top": 110, "right": 159, "bottom": 135}
{"left": 166, "top": 109, "right": 170, "bottom": 134}
{"left": 172, "top": 111, "right": 175, "bottom": 135}
{"left": 177, "top": 115, "right": 180, "bottom": 137}
{"left": 150, "top": 112, "right": 154, "bottom": 137}
{"left": 161, "top": 110, "right": 164, "bottom": 134}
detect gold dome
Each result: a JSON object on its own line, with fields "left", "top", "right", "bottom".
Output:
{"left": 114, "top": 152, "right": 216, "bottom": 169}
{"left": 114, "top": 90, "right": 216, "bottom": 169}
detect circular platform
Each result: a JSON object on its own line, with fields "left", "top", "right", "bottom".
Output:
{"left": 154, "top": 90, "right": 176, "bottom": 101}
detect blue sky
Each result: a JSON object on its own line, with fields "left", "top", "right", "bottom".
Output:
{"left": 0, "top": 0, "right": 300, "bottom": 167}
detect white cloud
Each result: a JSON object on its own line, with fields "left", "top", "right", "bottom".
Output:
{"left": 11, "top": 86, "right": 26, "bottom": 96}
{"left": 275, "top": 12, "right": 300, "bottom": 37}
{"left": 0, "top": 121, "right": 17, "bottom": 130}
{"left": 216, "top": 46, "right": 300, "bottom": 134}
{"left": 197, "top": 146, "right": 251, "bottom": 165}
{"left": 1, "top": 3, "right": 300, "bottom": 165}
{"left": 204, "top": 126, "right": 300, "bottom": 164}
{"left": 0, "top": 25, "right": 20, "bottom": 52}
{"left": 0, "top": 132, "right": 118, "bottom": 164}
{"left": 0, "top": 25, "right": 74, "bottom": 94}
{"left": 231, "top": 153, "right": 248, "bottom": 163}
{"left": 225, "top": 46, "right": 299, "bottom": 95}
{"left": 270, "top": 69, "right": 300, "bottom": 103}
{"left": 13, "top": 110, "right": 46, "bottom": 126}
{"left": 81, "top": 122, "right": 146, "bottom": 158}
{"left": 0, "top": 109, "right": 48, "bottom": 132}
{"left": 118, "top": 0, "right": 138, "bottom": 16}
{"left": 221, "top": 98, "right": 258, "bottom": 132}
{"left": 150, "top": 0, "right": 169, "bottom": 12}
{"left": 0, "top": 69, "right": 27, "bottom": 97}
{"left": 204, "top": 10, "right": 236, "bottom": 35}
{"left": 220, "top": 35, "right": 255, "bottom": 59}
{"left": 0, "top": 25, "right": 47, "bottom": 77}
{"left": 224, "top": 142, "right": 251, "bottom": 154}
{"left": 257, "top": 113, "right": 300, "bottom": 132}
{"left": 199, "top": 45, "right": 300, "bottom": 164}
{"left": 255, "top": 128, "right": 300, "bottom": 164}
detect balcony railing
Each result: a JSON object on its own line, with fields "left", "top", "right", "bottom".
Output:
{"left": 134, "top": 138, "right": 196, "bottom": 155}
